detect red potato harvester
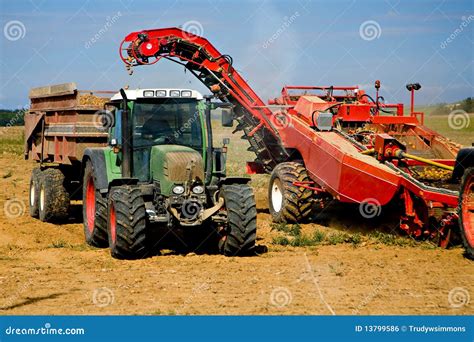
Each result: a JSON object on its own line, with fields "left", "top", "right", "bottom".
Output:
{"left": 119, "top": 27, "right": 474, "bottom": 258}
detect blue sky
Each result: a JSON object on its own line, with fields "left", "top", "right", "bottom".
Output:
{"left": 0, "top": 0, "right": 472, "bottom": 109}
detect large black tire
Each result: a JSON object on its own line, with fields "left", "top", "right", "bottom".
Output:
{"left": 38, "top": 168, "right": 70, "bottom": 222}
{"left": 268, "top": 162, "right": 315, "bottom": 223}
{"left": 459, "top": 167, "right": 474, "bottom": 259}
{"left": 82, "top": 161, "right": 108, "bottom": 248}
{"left": 218, "top": 184, "right": 257, "bottom": 256}
{"left": 29, "top": 168, "right": 41, "bottom": 218}
{"left": 107, "top": 186, "right": 149, "bottom": 259}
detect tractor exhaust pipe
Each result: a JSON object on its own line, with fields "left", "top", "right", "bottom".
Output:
{"left": 204, "top": 96, "right": 213, "bottom": 184}
{"left": 119, "top": 88, "right": 132, "bottom": 178}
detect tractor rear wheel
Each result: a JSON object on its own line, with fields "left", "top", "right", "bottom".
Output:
{"left": 107, "top": 185, "right": 149, "bottom": 259}
{"left": 459, "top": 167, "right": 474, "bottom": 259}
{"left": 82, "top": 161, "right": 108, "bottom": 247}
{"left": 29, "top": 168, "right": 41, "bottom": 218}
{"left": 268, "top": 162, "right": 315, "bottom": 223}
{"left": 218, "top": 184, "right": 257, "bottom": 256}
{"left": 38, "top": 168, "right": 70, "bottom": 222}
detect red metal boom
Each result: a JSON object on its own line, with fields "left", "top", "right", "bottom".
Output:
{"left": 120, "top": 27, "right": 289, "bottom": 171}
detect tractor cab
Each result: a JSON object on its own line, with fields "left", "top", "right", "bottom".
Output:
{"left": 110, "top": 89, "right": 205, "bottom": 184}
{"left": 104, "top": 88, "right": 238, "bottom": 228}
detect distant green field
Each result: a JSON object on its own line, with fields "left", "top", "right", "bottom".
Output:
{"left": 423, "top": 113, "right": 473, "bottom": 146}
{"left": 0, "top": 127, "right": 24, "bottom": 155}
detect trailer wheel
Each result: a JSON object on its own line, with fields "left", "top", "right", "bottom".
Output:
{"left": 29, "top": 168, "right": 41, "bottom": 218}
{"left": 107, "top": 186, "right": 149, "bottom": 259}
{"left": 38, "top": 168, "right": 70, "bottom": 222}
{"left": 218, "top": 184, "right": 257, "bottom": 256}
{"left": 268, "top": 162, "right": 315, "bottom": 223}
{"left": 82, "top": 161, "right": 108, "bottom": 247}
{"left": 459, "top": 167, "right": 474, "bottom": 259}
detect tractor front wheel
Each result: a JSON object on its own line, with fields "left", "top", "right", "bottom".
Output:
{"left": 218, "top": 184, "right": 257, "bottom": 256}
{"left": 107, "top": 185, "right": 149, "bottom": 259}
{"left": 459, "top": 167, "right": 474, "bottom": 259}
{"left": 268, "top": 162, "right": 315, "bottom": 223}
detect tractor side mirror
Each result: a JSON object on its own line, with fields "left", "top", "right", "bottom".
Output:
{"left": 221, "top": 108, "right": 234, "bottom": 127}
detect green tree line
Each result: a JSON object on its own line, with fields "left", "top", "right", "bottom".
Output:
{"left": 0, "top": 109, "right": 25, "bottom": 126}
{"left": 430, "top": 97, "right": 473, "bottom": 115}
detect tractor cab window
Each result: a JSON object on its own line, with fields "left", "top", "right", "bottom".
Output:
{"left": 132, "top": 98, "right": 203, "bottom": 182}
{"left": 132, "top": 99, "right": 202, "bottom": 151}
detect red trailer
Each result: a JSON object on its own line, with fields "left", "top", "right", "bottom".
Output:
{"left": 24, "top": 83, "right": 113, "bottom": 220}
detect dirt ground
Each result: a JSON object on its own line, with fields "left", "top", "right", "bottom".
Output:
{"left": 0, "top": 145, "right": 472, "bottom": 316}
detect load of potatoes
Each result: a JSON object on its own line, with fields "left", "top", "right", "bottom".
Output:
{"left": 415, "top": 167, "right": 451, "bottom": 182}
{"left": 79, "top": 93, "right": 109, "bottom": 107}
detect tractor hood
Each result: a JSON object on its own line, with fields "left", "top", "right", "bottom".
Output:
{"left": 150, "top": 145, "right": 204, "bottom": 196}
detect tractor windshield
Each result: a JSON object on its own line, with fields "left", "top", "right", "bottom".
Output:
{"left": 132, "top": 98, "right": 203, "bottom": 181}
{"left": 132, "top": 98, "right": 202, "bottom": 150}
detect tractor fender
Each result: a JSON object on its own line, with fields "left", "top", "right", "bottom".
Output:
{"left": 82, "top": 148, "right": 109, "bottom": 192}
{"left": 218, "top": 177, "right": 251, "bottom": 185}
{"left": 108, "top": 178, "right": 139, "bottom": 190}
{"left": 453, "top": 147, "right": 474, "bottom": 182}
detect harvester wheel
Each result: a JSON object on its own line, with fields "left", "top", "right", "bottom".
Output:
{"left": 82, "top": 161, "right": 108, "bottom": 248}
{"left": 29, "top": 168, "right": 41, "bottom": 218}
{"left": 38, "top": 168, "right": 70, "bottom": 222}
{"left": 459, "top": 167, "right": 474, "bottom": 259}
{"left": 107, "top": 185, "right": 149, "bottom": 259}
{"left": 268, "top": 162, "right": 315, "bottom": 223}
{"left": 218, "top": 184, "right": 257, "bottom": 256}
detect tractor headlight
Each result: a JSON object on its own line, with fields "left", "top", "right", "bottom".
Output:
{"left": 172, "top": 185, "right": 185, "bottom": 195}
{"left": 192, "top": 185, "right": 204, "bottom": 194}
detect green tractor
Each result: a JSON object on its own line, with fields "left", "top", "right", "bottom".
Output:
{"left": 82, "top": 88, "right": 257, "bottom": 259}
